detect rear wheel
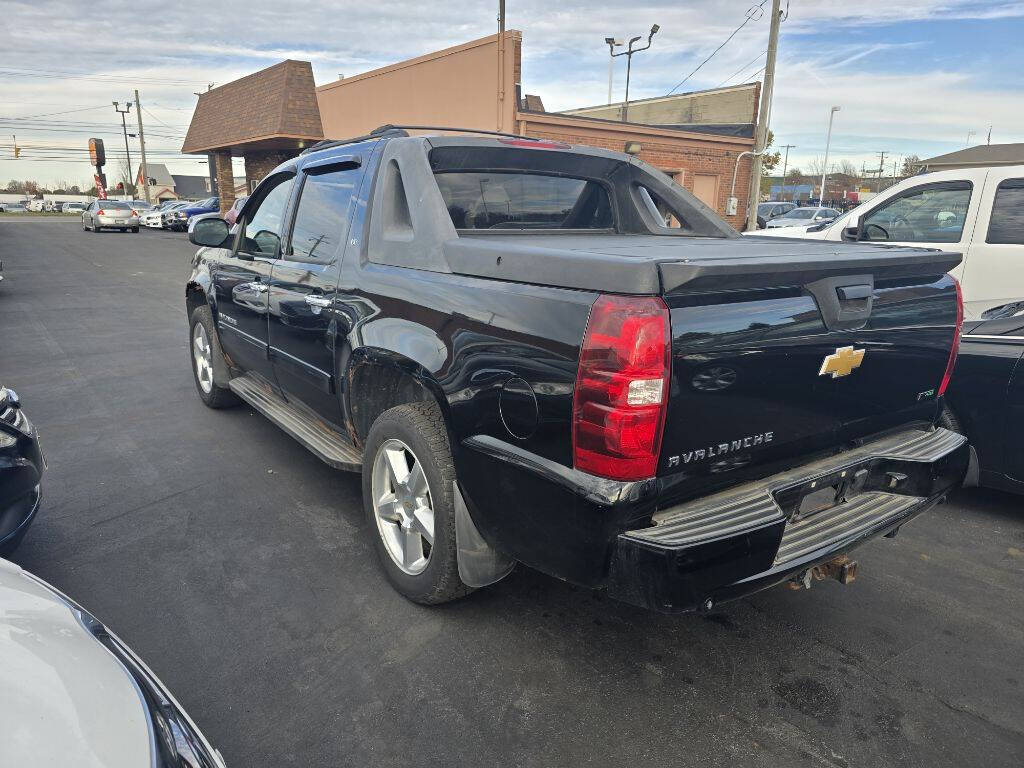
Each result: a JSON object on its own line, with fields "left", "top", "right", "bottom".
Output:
{"left": 363, "top": 402, "right": 472, "bottom": 605}
{"left": 131, "top": 226, "right": 139, "bottom": 233}
{"left": 939, "top": 404, "right": 963, "bottom": 434}
{"left": 188, "top": 306, "right": 238, "bottom": 408}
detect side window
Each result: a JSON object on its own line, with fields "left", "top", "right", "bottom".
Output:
{"left": 288, "top": 168, "right": 360, "bottom": 261}
{"left": 861, "top": 182, "right": 972, "bottom": 243}
{"left": 239, "top": 175, "right": 295, "bottom": 257}
{"left": 986, "top": 178, "right": 1024, "bottom": 245}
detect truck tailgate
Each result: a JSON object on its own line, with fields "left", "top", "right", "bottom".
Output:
{"left": 656, "top": 246, "right": 962, "bottom": 493}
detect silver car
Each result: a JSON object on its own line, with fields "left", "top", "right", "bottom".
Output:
{"left": 764, "top": 206, "right": 841, "bottom": 228}
{"left": 81, "top": 200, "right": 140, "bottom": 233}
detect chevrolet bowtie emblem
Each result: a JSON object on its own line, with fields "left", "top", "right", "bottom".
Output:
{"left": 819, "top": 346, "right": 866, "bottom": 378}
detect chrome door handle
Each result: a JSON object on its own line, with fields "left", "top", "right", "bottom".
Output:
{"left": 305, "top": 295, "right": 331, "bottom": 308}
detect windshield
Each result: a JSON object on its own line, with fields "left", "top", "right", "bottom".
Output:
{"left": 435, "top": 172, "right": 613, "bottom": 230}
{"left": 101, "top": 200, "right": 132, "bottom": 209}
{"left": 786, "top": 208, "right": 816, "bottom": 219}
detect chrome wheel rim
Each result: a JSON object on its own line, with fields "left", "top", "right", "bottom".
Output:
{"left": 192, "top": 322, "right": 214, "bottom": 394}
{"left": 371, "top": 439, "right": 434, "bottom": 575}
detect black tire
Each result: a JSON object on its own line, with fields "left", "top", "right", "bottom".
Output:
{"left": 362, "top": 401, "right": 473, "bottom": 605}
{"left": 188, "top": 305, "right": 239, "bottom": 408}
{"left": 131, "top": 226, "right": 140, "bottom": 233}
{"left": 91, "top": 222, "right": 100, "bottom": 233}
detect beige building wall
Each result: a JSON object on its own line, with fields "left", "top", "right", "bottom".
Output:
{"left": 561, "top": 83, "right": 760, "bottom": 126}
{"left": 316, "top": 32, "right": 521, "bottom": 139}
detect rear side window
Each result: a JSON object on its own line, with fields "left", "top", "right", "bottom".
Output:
{"left": 288, "top": 168, "right": 359, "bottom": 261}
{"left": 987, "top": 178, "right": 1024, "bottom": 244}
{"left": 861, "top": 181, "right": 972, "bottom": 243}
{"left": 434, "top": 172, "right": 613, "bottom": 230}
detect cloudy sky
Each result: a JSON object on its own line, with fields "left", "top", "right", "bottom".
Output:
{"left": 2, "top": 0, "right": 1022, "bottom": 187}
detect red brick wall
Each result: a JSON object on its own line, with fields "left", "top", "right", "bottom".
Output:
{"left": 213, "top": 152, "right": 235, "bottom": 214}
{"left": 521, "top": 120, "right": 753, "bottom": 230}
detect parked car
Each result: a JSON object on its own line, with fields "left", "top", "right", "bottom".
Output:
{"left": 0, "top": 385, "right": 44, "bottom": 555}
{"left": 140, "top": 200, "right": 180, "bottom": 229}
{"left": 129, "top": 200, "right": 154, "bottom": 212}
{"left": 167, "top": 206, "right": 191, "bottom": 231}
{"left": 0, "top": 203, "right": 26, "bottom": 213}
{"left": 756, "top": 201, "right": 796, "bottom": 229}
{"left": 27, "top": 199, "right": 45, "bottom": 212}
{"left": 61, "top": 202, "right": 85, "bottom": 213}
{"left": 179, "top": 196, "right": 219, "bottom": 223}
{"left": 936, "top": 305, "right": 1024, "bottom": 494}
{"left": 747, "top": 166, "right": 1024, "bottom": 320}
{"left": 764, "top": 206, "right": 841, "bottom": 228}
{"left": 0, "top": 558, "right": 227, "bottom": 767}
{"left": 81, "top": 199, "right": 140, "bottom": 232}
{"left": 184, "top": 128, "right": 967, "bottom": 613}
{"left": 224, "top": 194, "right": 248, "bottom": 226}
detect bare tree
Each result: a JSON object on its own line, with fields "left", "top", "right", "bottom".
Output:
{"left": 836, "top": 160, "right": 859, "bottom": 177}
{"left": 900, "top": 155, "right": 921, "bottom": 176}
{"left": 806, "top": 156, "right": 827, "bottom": 177}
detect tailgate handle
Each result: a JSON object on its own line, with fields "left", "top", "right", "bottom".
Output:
{"left": 806, "top": 274, "right": 874, "bottom": 331}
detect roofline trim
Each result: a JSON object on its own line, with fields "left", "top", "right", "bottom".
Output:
{"left": 182, "top": 131, "right": 325, "bottom": 155}
{"left": 561, "top": 81, "right": 759, "bottom": 114}
{"left": 516, "top": 110, "right": 754, "bottom": 145}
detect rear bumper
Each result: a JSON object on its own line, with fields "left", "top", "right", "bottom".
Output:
{"left": 96, "top": 215, "right": 138, "bottom": 227}
{"left": 0, "top": 403, "right": 45, "bottom": 554}
{"left": 459, "top": 426, "right": 967, "bottom": 612}
{"left": 607, "top": 427, "right": 968, "bottom": 612}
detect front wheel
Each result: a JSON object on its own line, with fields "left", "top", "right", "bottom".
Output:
{"left": 131, "top": 226, "right": 140, "bottom": 233}
{"left": 188, "top": 306, "right": 238, "bottom": 408}
{"left": 362, "top": 402, "right": 472, "bottom": 605}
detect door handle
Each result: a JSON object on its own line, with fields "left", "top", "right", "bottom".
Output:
{"left": 305, "top": 295, "right": 332, "bottom": 308}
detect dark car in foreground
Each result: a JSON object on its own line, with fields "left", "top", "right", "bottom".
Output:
{"left": 942, "top": 306, "right": 1024, "bottom": 494}
{"left": 0, "top": 385, "right": 44, "bottom": 555}
{"left": 184, "top": 127, "right": 967, "bottom": 614}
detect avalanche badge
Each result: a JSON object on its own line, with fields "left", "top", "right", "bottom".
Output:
{"left": 819, "top": 346, "right": 865, "bottom": 378}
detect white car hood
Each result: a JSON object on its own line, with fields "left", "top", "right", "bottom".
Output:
{"left": 0, "top": 558, "right": 152, "bottom": 768}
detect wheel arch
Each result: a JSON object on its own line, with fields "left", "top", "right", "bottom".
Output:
{"left": 344, "top": 348, "right": 450, "bottom": 446}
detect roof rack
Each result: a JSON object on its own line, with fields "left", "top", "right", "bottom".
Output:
{"left": 300, "top": 125, "right": 541, "bottom": 154}
{"left": 371, "top": 124, "right": 542, "bottom": 141}
{"left": 300, "top": 127, "right": 410, "bottom": 155}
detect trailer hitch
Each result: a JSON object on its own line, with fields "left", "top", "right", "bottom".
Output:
{"left": 788, "top": 555, "right": 858, "bottom": 590}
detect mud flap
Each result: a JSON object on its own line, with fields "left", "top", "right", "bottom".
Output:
{"left": 454, "top": 480, "right": 515, "bottom": 588}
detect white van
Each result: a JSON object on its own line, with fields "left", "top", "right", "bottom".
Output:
{"left": 26, "top": 199, "right": 45, "bottom": 212}
{"left": 748, "top": 165, "right": 1024, "bottom": 319}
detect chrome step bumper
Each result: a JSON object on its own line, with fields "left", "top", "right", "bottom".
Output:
{"left": 609, "top": 427, "right": 969, "bottom": 612}
{"left": 229, "top": 374, "right": 363, "bottom": 471}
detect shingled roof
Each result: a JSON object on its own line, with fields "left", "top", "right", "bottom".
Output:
{"left": 917, "top": 143, "right": 1024, "bottom": 170}
{"left": 182, "top": 60, "right": 324, "bottom": 155}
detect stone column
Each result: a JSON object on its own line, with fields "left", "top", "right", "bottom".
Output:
{"left": 213, "top": 151, "right": 235, "bottom": 214}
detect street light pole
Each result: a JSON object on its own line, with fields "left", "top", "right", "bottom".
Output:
{"left": 605, "top": 37, "right": 623, "bottom": 104}
{"left": 113, "top": 101, "right": 132, "bottom": 197}
{"left": 819, "top": 105, "right": 840, "bottom": 206}
{"left": 611, "top": 25, "right": 660, "bottom": 122}
{"left": 779, "top": 143, "right": 795, "bottom": 200}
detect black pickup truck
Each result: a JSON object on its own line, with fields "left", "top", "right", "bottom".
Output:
{"left": 185, "top": 128, "right": 968, "bottom": 612}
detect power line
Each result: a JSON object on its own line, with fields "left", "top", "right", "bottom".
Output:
{"left": 0, "top": 66, "right": 210, "bottom": 86}
{"left": 668, "top": 1, "right": 768, "bottom": 95}
{"left": 717, "top": 50, "right": 767, "bottom": 88}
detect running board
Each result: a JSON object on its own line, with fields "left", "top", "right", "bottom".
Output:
{"left": 229, "top": 374, "right": 363, "bottom": 471}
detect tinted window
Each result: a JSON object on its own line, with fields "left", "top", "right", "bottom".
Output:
{"left": 435, "top": 172, "right": 613, "bottom": 230}
{"left": 240, "top": 175, "right": 294, "bottom": 257}
{"left": 987, "top": 178, "right": 1024, "bottom": 245}
{"left": 100, "top": 200, "right": 132, "bottom": 209}
{"left": 638, "top": 186, "right": 689, "bottom": 230}
{"left": 288, "top": 169, "right": 359, "bottom": 260}
{"left": 862, "top": 182, "right": 972, "bottom": 243}
{"left": 788, "top": 209, "right": 816, "bottom": 219}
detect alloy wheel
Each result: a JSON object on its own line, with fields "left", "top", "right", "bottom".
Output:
{"left": 371, "top": 439, "right": 434, "bottom": 575}
{"left": 192, "top": 322, "right": 214, "bottom": 394}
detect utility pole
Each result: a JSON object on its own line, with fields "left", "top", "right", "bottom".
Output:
{"left": 875, "top": 150, "right": 887, "bottom": 193}
{"left": 779, "top": 144, "right": 796, "bottom": 200}
{"left": 133, "top": 90, "right": 150, "bottom": 204}
{"left": 987, "top": 125, "right": 992, "bottom": 145}
{"left": 746, "top": 0, "right": 782, "bottom": 231}
{"left": 113, "top": 101, "right": 132, "bottom": 197}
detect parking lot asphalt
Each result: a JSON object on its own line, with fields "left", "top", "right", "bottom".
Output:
{"left": 1, "top": 219, "right": 1022, "bottom": 767}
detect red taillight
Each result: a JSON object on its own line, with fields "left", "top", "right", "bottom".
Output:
{"left": 937, "top": 276, "right": 964, "bottom": 397}
{"left": 97, "top": 209, "right": 106, "bottom": 216}
{"left": 573, "top": 294, "right": 670, "bottom": 481}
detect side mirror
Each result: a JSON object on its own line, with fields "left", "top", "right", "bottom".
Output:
{"left": 842, "top": 214, "right": 860, "bottom": 242}
{"left": 189, "top": 217, "right": 231, "bottom": 248}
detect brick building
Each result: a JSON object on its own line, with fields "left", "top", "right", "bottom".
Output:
{"left": 181, "top": 60, "right": 325, "bottom": 213}
{"left": 183, "top": 33, "right": 756, "bottom": 225}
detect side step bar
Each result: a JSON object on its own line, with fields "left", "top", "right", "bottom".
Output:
{"left": 229, "top": 374, "right": 363, "bottom": 471}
